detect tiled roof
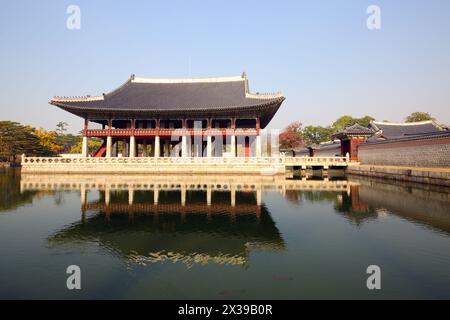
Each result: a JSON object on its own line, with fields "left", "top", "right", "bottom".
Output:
{"left": 332, "top": 124, "right": 374, "bottom": 139}
{"left": 340, "top": 123, "right": 374, "bottom": 135}
{"left": 369, "top": 120, "right": 443, "bottom": 139}
{"left": 364, "top": 130, "right": 450, "bottom": 145}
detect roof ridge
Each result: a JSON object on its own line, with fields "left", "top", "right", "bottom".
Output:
{"left": 51, "top": 95, "right": 104, "bottom": 102}
{"left": 372, "top": 120, "right": 435, "bottom": 126}
{"left": 246, "top": 92, "right": 285, "bottom": 100}
{"left": 131, "top": 75, "right": 245, "bottom": 84}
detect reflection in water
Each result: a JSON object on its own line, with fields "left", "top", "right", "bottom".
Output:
{"left": 347, "top": 177, "right": 450, "bottom": 234}
{"left": 50, "top": 198, "right": 283, "bottom": 267}
{"left": 0, "top": 169, "right": 37, "bottom": 211}
{"left": 17, "top": 172, "right": 450, "bottom": 268}
{"left": 20, "top": 173, "right": 354, "bottom": 268}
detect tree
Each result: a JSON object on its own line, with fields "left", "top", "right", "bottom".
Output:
{"left": 0, "top": 121, "right": 55, "bottom": 162}
{"left": 405, "top": 112, "right": 435, "bottom": 123}
{"left": 279, "top": 121, "right": 304, "bottom": 150}
{"left": 301, "top": 126, "right": 334, "bottom": 146}
{"left": 331, "top": 115, "right": 355, "bottom": 132}
{"left": 70, "top": 138, "right": 103, "bottom": 155}
{"left": 357, "top": 115, "right": 375, "bottom": 127}
{"left": 54, "top": 122, "right": 83, "bottom": 153}
{"left": 331, "top": 115, "right": 375, "bottom": 131}
{"left": 35, "top": 128, "right": 63, "bottom": 154}
{"left": 55, "top": 121, "right": 68, "bottom": 135}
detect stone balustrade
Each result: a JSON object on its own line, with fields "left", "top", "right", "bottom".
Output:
{"left": 21, "top": 155, "right": 349, "bottom": 174}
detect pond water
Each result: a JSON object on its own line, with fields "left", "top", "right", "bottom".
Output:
{"left": 0, "top": 169, "right": 449, "bottom": 299}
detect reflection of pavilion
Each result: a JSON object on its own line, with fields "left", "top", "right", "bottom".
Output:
{"left": 21, "top": 173, "right": 355, "bottom": 198}
{"left": 48, "top": 202, "right": 284, "bottom": 267}
{"left": 31, "top": 174, "right": 295, "bottom": 267}
{"left": 24, "top": 173, "right": 354, "bottom": 267}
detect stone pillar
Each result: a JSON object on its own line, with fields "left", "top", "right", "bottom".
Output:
{"left": 154, "top": 136, "right": 160, "bottom": 157}
{"left": 207, "top": 117, "right": 212, "bottom": 158}
{"left": 106, "top": 136, "right": 112, "bottom": 158}
{"left": 181, "top": 185, "right": 186, "bottom": 206}
{"left": 128, "top": 187, "right": 134, "bottom": 205}
{"left": 230, "top": 135, "right": 236, "bottom": 157}
{"left": 82, "top": 136, "right": 88, "bottom": 157}
{"left": 255, "top": 135, "right": 262, "bottom": 158}
{"left": 255, "top": 116, "right": 262, "bottom": 157}
{"left": 256, "top": 188, "right": 262, "bottom": 206}
{"left": 105, "top": 188, "right": 111, "bottom": 206}
{"left": 230, "top": 117, "right": 236, "bottom": 157}
{"left": 231, "top": 185, "right": 236, "bottom": 207}
{"left": 182, "top": 117, "right": 188, "bottom": 158}
{"left": 207, "top": 185, "right": 212, "bottom": 206}
{"left": 80, "top": 186, "right": 87, "bottom": 206}
{"left": 129, "top": 136, "right": 136, "bottom": 157}
{"left": 155, "top": 118, "right": 160, "bottom": 158}
{"left": 154, "top": 186, "right": 159, "bottom": 204}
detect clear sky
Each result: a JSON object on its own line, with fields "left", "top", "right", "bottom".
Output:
{"left": 1, "top": 0, "right": 449, "bottom": 133}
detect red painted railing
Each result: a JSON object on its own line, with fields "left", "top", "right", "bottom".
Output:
{"left": 84, "top": 128, "right": 259, "bottom": 137}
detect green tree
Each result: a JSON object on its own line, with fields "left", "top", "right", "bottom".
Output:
{"left": 55, "top": 121, "right": 68, "bottom": 135}
{"left": 301, "top": 126, "right": 334, "bottom": 145}
{"left": 70, "top": 138, "right": 103, "bottom": 155}
{"left": 356, "top": 115, "right": 375, "bottom": 127}
{"left": 331, "top": 115, "right": 375, "bottom": 131}
{"left": 405, "top": 112, "right": 435, "bottom": 123}
{"left": 0, "top": 169, "right": 38, "bottom": 211}
{"left": 331, "top": 115, "right": 354, "bottom": 131}
{"left": 54, "top": 123, "right": 83, "bottom": 154}
{"left": 0, "top": 121, "right": 55, "bottom": 163}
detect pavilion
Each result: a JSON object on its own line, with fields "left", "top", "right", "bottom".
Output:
{"left": 50, "top": 73, "right": 285, "bottom": 158}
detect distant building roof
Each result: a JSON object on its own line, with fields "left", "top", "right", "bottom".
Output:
{"left": 368, "top": 120, "right": 444, "bottom": 140}
{"left": 363, "top": 129, "right": 450, "bottom": 145}
{"left": 50, "top": 73, "right": 285, "bottom": 128}
{"left": 332, "top": 123, "right": 375, "bottom": 140}
{"left": 315, "top": 140, "right": 341, "bottom": 150}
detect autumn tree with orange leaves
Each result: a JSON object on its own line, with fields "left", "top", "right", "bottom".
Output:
{"left": 279, "top": 121, "right": 304, "bottom": 151}
{"left": 35, "top": 128, "right": 63, "bottom": 154}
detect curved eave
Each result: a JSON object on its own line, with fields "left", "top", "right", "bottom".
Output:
{"left": 50, "top": 97, "right": 285, "bottom": 129}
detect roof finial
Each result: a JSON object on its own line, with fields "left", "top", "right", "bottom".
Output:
{"left": 241, "top": 71, "right": 247, "bottom": 79}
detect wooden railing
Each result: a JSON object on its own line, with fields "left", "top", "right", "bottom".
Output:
{"left": 84, "top": 128, "right": 259, "bottom": 137}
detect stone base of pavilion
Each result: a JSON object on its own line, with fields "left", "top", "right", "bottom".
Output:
{"left": 20, "top": 155, "right": 349, "bottom": 175}
{"left": 21, "top": 156, "right": 286, "bottom": 175}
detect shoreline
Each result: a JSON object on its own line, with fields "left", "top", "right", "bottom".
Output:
{"left": 346, "top": 164, "right": 450, "bottom": 187}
